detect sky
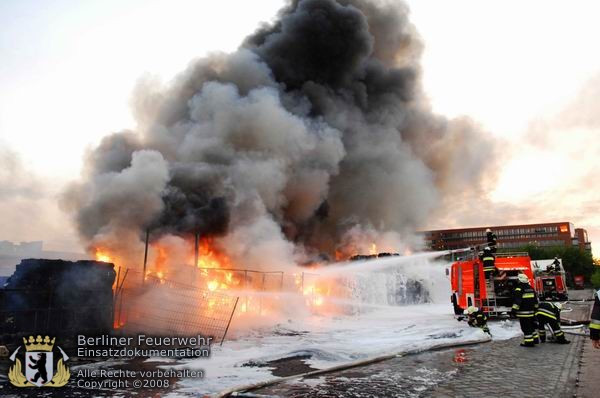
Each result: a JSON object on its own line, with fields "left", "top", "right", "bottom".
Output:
{"left": 1, "top": 0, "right": 599, "bottom": 254}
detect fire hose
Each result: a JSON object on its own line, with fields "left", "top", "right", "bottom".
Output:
{"left": 214, "top": 335, "right": 491, "bottom": 398}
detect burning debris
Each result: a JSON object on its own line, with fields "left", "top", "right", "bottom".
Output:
{"left": 59, "top": 0, "right": 492, "bottom": 328}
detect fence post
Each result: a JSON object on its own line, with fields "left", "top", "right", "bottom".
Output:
{"left": 221, "top": 297, "right": 239, "bottom": 346}
{"left": 143, "top": 229, "right": 150, "bottom": 284}
{"left": 244, "top": 270, "right": 248, "bottom": 311}
{"left": 115, "top": 269, "right": 129, "bottom": 329}
{"left": 194, "top": 232, "right": 200, "bottom": 267}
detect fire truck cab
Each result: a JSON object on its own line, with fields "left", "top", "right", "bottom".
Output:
{"left": 450, "top": 251, "right": 535, "bottom": 317}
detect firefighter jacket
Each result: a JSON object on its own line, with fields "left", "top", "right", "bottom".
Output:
{"left": 468, "top": 310, "right": 488, "bottom": 328}
{"left": 486, "top": 232, "right": 497, "bottom": 248}
{"left": 479, "top": 253, "right": 496, "bottom": 273}
{"left": 536, "top": 301, "right": 560, "bottom": 321}
{"left": 512, "top": 281, "right": 538, "bottom": 317}
{"left": 591, "top": 290, "right": 600, "bottom": 341}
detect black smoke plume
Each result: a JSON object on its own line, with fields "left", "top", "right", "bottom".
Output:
{"left": 63, "top": 0, "right": 494, "bottom": 269}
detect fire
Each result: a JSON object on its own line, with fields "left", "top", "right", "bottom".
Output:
{"left": 95, "top": 248, "right": 113, "bottom": 263}
{"left": 154, "top": 245, "right": 168, "bottom": 275}
{"left": 207, "top": 280, "right": 219, "bottom": 291}
{"left": 97, "top": 234, "right": 353, "bottom": 327}
{"left": 145, "top": 270, "right": 167, "bottom": 284}
{"left": 302, "top": 282, "right": 329, "bottom": 308}
{"left": 197, "top": 238, "right": 232, "bottom": 269}
{"left": 192, "top": 238, "right": 244, "bottom": 293}
{"left": 369, "top": 243, "right": 377, "bottom": 256}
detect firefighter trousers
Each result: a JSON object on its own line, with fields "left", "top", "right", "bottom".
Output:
{"left": 538, "top": 317, "right": 565, "bottom": 342}
{"left": 519, "top": 316, "right": 537, "bottom": 346}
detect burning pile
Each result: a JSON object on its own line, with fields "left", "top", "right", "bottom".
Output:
{"left": 62, "top": 0, "right": 493, "bottom": 325}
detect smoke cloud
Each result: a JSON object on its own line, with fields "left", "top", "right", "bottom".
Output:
{"left": 0, "top": 145, "right": 80, "bottom": 252}
{"left": 64, "top": 0, "right": 494, "bottom": 269}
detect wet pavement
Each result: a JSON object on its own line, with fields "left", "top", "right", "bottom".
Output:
{"left": 252, "top": 336, "right": 585, "bottom": 398}
{"left": 578, "top": 336, "right": 600, "bottom": 398}
{"left": 567, "top": 289, "right": 595, "bottom": 302}
{"left": 562, "top": 301, "right": 593, "bottom": 325}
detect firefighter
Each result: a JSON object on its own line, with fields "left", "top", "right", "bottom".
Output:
{"left": 591, "top": 289, "right": 600, "bottom": 349}
{"left": 512, "top": 273, "right": 540, "bottom": 347}
{"left": 547, "top": 256, "right": 560, "bottom": 274}
{"left": 451, "top": 291, "right": 463, "bottom": 315}
{"left": 486, "top": 228, "right": 498, "bottom": 254}
{"left": 536, "top": 301, "right": 569, "bottom": 344}
{"left": 467, "top": 306, "right": 490, "bottom": 335}
{"left": 479, "top": 246, "right": 496, "bottom": 280}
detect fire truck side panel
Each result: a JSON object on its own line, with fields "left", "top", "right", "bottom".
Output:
{"left": 452, "top": 260, "right": 478, "bottom": 309}
{"left": 451, "top": 253, "right": 535, "bottom": 315}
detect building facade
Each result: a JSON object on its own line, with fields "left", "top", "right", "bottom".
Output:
{"left": 423, "top": 222, "right": 592, "bottom": 252}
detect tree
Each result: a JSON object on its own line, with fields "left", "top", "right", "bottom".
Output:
{"left": 592, "top": 268, "right": 600, "bottom": 289}
{"left": 512, "top": 245, "right": 595, "bottom": 282}
{"left": 591, "top": 258, "right": 600, "bottom": 288}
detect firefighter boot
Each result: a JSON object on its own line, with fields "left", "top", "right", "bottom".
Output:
{"left": 556, "top": 336, "right": 571, "bottom": 344}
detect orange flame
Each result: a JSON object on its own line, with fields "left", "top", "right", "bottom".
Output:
{"left": 369, "top": 243, "right": 377, "bottom": 256}
{"left": 196, "top": 238, "right": 232, "bottom": 268}
{"left": 95, "top": 248, "right": 113, "bottom": 263}
{"left": 192, "top": 238, "right": 242, "bottom": 292}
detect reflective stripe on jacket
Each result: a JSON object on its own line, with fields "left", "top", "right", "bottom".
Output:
{"left": 536, "top": 301, "right": 560, "bottom": 320}
{"left": 512, "top": 282, "right": 538, "bottom": 317}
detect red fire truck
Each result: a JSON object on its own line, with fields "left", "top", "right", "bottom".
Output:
{"left": 573, "top": 275, "right": 585, "bottom": 290}
{"left": 450, "top": 251, "right": 536, "bottom": 317}
{"left": 531, "top": 259, "right": 568, "bottom": 301}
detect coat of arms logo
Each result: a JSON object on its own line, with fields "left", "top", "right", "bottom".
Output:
{"left": 8, "top": 335, "right": 70, "bottom": 387}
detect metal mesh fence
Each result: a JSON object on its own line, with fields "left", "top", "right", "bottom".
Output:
{"left": 114, "top": 270, "right": 239, "bottom": 343}
{"left": 1, "top": 265, "right": 289, "bottom": 344}
{"left": 0, "top": 288, "right": 113, "bottom": 336}
{"left": 191, "top": 267, "right": 284, "bottom": 315}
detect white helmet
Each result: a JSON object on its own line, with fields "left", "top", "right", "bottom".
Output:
{"left": 554, "top": 302, "right": 563, "bottom": 310}
{"left": 486, "top": 228, "right": 492, "bottom": 233}
{"left": 467, "top": 306, "right": 478, "bottom": 314}
{"left": 517, "top": 273, "right": 529, "bottom": 283}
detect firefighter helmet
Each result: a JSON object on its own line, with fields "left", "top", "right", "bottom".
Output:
{"left": 554, "top": 302, "right": 563, "bottom": 310}
{"left": 486, "top": 228, "right": 492, "bottom": 233}
{"left": 517, "top": 273, "right": 529, "bottom": 283}
{"left": 467, "top": 306, "right": 478, "bottom": 314}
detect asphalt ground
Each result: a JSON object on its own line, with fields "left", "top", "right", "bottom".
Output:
{"left": 252, "top": 335, "right": 589, "bottom": 398}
